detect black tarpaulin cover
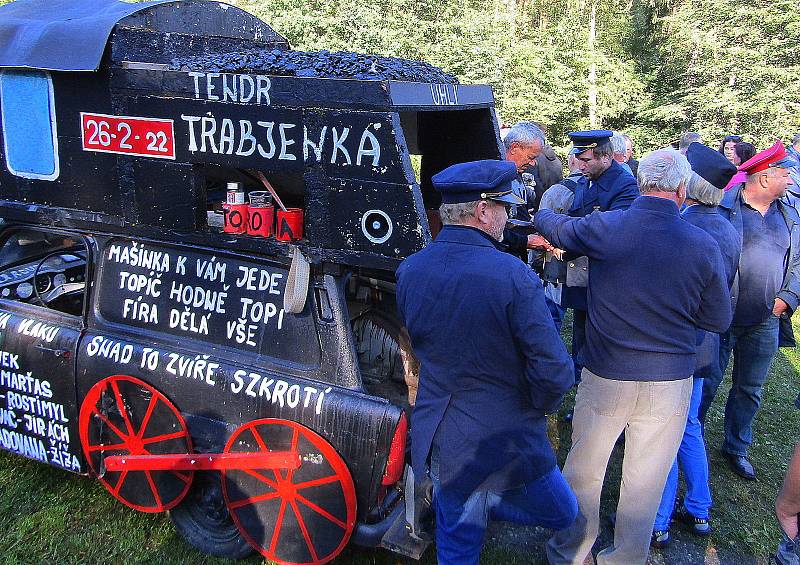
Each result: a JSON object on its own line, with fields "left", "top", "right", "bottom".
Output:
{"left": 0, "top": 0, "right": 176, "bottom": 71}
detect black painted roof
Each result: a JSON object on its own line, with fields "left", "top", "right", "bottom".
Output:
{"left": 0, "top": 0, "right": 175, "bottom": 71}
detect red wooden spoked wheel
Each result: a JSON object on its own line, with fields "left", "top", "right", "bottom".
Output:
{"left": 222, "top": 419, "right": 357, "bottom": 565}
{"left": 78, "top": 375, "right": 193, "bottom": 512}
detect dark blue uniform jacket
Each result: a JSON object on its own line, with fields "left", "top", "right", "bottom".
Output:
{"left": 396, "top": 226, "right": 573, "bottom": 494}
{"left": 562, "top": 160, "right": 639, "bottom": 310}
{"left": 535, "top": 196, "right": 732, "bottom": 381}
{"left": 681, "top": 204, "right": 741, "bottom": 378}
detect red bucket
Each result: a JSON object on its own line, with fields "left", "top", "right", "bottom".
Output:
{"left": 247, "top": 205, "right": 274, "bottom": 238}
{"left": 276, "top": 208, "right": 304, "bottom": 241}
{"left": 223, "top": 203, "right": 249, "bottom": 234}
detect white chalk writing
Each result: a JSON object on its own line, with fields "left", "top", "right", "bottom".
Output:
{"left": 17, "top": 319, "right": 59, "bottom": 343}
{"left": 85, "top": 336, "right": 135, "bottom": 365}
{"left": 189, "top": 72, "right": 271, "bottom": 105}
{"left": 0, "top": 355, "right": 78, "bottom": 472}
{"left": 180, "top": 115, "right": 383, "bottom": 167}
{"left": 165, "top": 352, "right": 218, "bottom": 386}
{"left": 430, "top": 83, "right": 459, "bottom": 106}
{"left": 107, "top": 242, "right": 170, "bottom": 272}
{"left": 230, "top": 370, "right": 331, "bottom": 414}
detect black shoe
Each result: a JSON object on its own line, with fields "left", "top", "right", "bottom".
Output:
{"left": 724, "top": 452, "right": 756, "bottom": 480}
{"left": 651, "top": 529, "right": 671, "bottom": 549}
{"left": 675, "top": 505, "right": 712, "bottom": 537}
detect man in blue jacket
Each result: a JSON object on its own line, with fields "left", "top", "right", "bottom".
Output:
{"left": 699, "top": 141, "right": 800, "bottom": 480}
{"left": 536, "top": 149, "right": 732, "bottom": 565}
{"left": 561, "top": 130, "right": 639, "bottom": 385}
{"left": 396, "top": 160, "right": 577, "bottom": 565}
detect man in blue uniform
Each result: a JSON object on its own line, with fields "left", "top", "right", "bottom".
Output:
{"left": 396, "top": 160, "right": 577, "bottom": 565}
{"left": 561, "top": 130, "right": 639, "bottom": 384}
{"left": 699, "top": 141, "right": 800, "bottom": 480}
{"left": 651, "top": 142, "right": 741, "bottom": 547}
{"left": 535, "top": 149, "right": 732, "bottom": 565}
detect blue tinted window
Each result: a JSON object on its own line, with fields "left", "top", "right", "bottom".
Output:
{"left": 0, "top": 70, "right": 59, "bottom": 180}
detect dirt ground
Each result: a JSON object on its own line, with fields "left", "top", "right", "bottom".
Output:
{"left": 486, "top": 520, "right": 763, "bottom": 565}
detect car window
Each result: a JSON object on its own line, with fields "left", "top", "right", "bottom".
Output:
{"left": 0, "top": 228, "right": 88, "bottom": 316}
{"left": 0, "top": 70, "right": 60, "bottom": 180}
{"left": 96, "top": 239, "right": 321, "bottom": 367}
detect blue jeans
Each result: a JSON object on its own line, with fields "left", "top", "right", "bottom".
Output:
{"left": 546, "top": 296, "right": 566, "bottom": 335}
{"left": 699, "top": 315, "right": 780, "bottom": 456}
{"left": 654, "top": 377, "right": 712, "bottom": 530}
{"left": 430, "top": 448, "right": 578, "bottom": 565}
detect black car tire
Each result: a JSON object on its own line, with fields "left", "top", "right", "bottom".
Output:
{"left": 352, "top": 310, "right": 419, "bottom": 408}
{"left": 169, "top": 470, "right": 254, "bottom": 560}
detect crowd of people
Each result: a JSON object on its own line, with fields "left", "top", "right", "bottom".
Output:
{"left": 395, "top": 125, "right": 800, "bottom": 565}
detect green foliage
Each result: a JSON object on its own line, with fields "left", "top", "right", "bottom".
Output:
{"left": 0, "top": 0, "right": 795, "bottom": 150}
{"left": 230, "top": 0, "right": 800, "bottom": 153}
{"left": 633, "top": 0, "right": 800, "bottom": 148}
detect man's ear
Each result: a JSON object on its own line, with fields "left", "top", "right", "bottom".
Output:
{"left": 474, "top": 201, "right": 489, "bottom": 223}
{"left": 676, "top": 182, "right": 686, "bottom": 203}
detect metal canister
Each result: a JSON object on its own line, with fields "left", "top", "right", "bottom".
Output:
{"left": 223, "top": 202, "right": 248, "bottom": 234}
{"left": 226, "top": 182, "right": 245, "bottom": 205}
{"left": 276, "top": 208, "right": 304, "bottom": 241}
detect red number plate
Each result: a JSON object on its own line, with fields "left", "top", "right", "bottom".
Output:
{"left": 80, "top": 112, "right": 176, "bottom": 160}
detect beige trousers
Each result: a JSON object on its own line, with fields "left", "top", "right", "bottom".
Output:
{"left": 546, "top": 368, "right": 692, "bottom": 565}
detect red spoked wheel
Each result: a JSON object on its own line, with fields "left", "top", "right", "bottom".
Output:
{"left": 78, "top": 375, "right": 193, "bottom": 513}
{"left": 222, "top": 419, "right": 357, "bottom": 565}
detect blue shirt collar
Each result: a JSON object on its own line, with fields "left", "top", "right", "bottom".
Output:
{"left": 682, "top": 203, "right": 719, "bottom": 216}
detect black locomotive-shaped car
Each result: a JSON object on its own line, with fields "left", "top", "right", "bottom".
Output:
{"left": 0, "top": 0, "right": 504, "bottom": 562}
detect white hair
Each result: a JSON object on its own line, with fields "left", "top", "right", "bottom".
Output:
{"left": 637, "top": 149, "right": 692, "bottom": 194}
{"left": 439, "top": 201, "right": 479, "bottom": 225}
{"left": 502, "top": 122, "right": 546, "bottom": 151}
{"left": 686, "top": 172, "right": 723, "bottom": 206}
{"left": 610, "top": 133, "right": 627, "bottom": 156}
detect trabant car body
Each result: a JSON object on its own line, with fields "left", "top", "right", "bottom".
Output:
{"left": 0, "top": 0, "right": 504, "bottom": 562}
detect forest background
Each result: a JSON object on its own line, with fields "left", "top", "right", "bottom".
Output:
{"left": 0, "top": 0, "right": 796, "bottom": 153}
{"left": 227, "top": 0, "right": 800, "bottom": 154}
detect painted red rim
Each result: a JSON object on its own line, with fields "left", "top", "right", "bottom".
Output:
{"left": 78, "top": 375, "right": 193, "bottom": 513}
{"left": 222, "top": 419, "right": 357, "bottom": 565}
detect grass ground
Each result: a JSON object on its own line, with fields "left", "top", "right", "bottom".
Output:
{"left": 0, "top": 318, "right": 798, "bottom": 564}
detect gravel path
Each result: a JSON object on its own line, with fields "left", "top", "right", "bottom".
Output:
{"left": 485, "top": 521, "right": 763, "bottom": 564}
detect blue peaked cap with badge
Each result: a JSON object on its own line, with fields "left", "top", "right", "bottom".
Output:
{"left": 432, "top": 160, "right": 525, "bottom": 205}
{"left": 686, "top": 142, "right": 737, "bottom": 190}
{"left": 569, "top": 129, "right": 613, "bottom": 152}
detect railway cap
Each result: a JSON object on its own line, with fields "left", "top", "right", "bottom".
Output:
{"left": 686, "top": 142, "right": 737, "bottom": 189}
{"left": 739, "top": 140, "right": 797, "bottom": 174}
{"left": 568, "top": 129, "right": 613, "bottom": 152}
{"left": 432, "top": 160, "right": 524, "bottom": 205}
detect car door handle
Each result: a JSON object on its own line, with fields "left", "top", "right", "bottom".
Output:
{"left": 34, "top": 344, "right": 71, "bottom": 358}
